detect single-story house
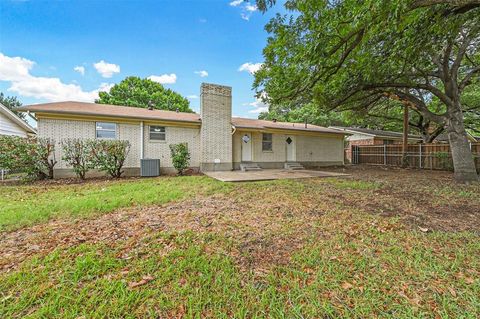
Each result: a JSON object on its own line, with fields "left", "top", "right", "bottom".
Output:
{"left": 329, "top": 126, "right": 423, "bottom": 163}
{"left": 19, "top": 83, "right": 346, "bottom": 178}
{"left": 0, "top": 103, "right": 36, "bottom": 137}
{"left": 329, "top": 126, "right": 423, "bottom": 146}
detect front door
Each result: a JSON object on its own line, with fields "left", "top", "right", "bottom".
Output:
{"left": 241, "top": 133, "right": 252, "bottom": 162}
{"left": 286, "top": 135, "right": 296, "bottom": 162}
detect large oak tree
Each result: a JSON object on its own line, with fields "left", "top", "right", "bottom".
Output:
{"left": 96, "top": 76, "right": 192, "bottom": 113}
{"left": 254, "top": 0, "right": 480, "bottom": 182}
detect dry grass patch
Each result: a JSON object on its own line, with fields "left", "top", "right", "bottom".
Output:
{"left": 1, "top": 167, "right": 479, "bottom": 317}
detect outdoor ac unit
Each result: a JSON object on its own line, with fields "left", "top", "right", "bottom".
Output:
{"left": 141, "top": 159, "right": 160, "bottom": 177}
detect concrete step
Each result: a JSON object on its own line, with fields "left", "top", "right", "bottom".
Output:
{"left": 240, "top": 163, "right": 262, "bottom": 172}
{"left": 284, "top": 162, "right": 305, "bottom": 170}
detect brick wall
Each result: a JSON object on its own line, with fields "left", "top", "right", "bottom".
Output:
{"left": 200, "top": 83, "right": 233, "bottom": 171}
{"left": 143, "top": 125, "right": 201, "bottom": 168}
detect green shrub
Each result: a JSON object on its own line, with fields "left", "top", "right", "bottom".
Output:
{"left": 61, "top": 139, "right": 95, "bottom": 179}
{"left": 90, "top": 140, "right": 130, "bottom": 178}
{"left": 169, "top": 143, "right": 191, "bottom": 175}
{"left": 0, "top": 136, "right": 56, "bottom": 180}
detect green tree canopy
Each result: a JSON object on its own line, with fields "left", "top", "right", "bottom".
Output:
{"left": 96, "top": 76, "right": 192, "bottom": 113}
{"left": 0, "top": 92, "right": 25, "bottom": 120}
{"left": 254, "top": 0, "right": 480, "bottom": 182}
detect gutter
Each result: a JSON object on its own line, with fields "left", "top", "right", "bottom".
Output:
{"left": 17, "top": 108, "right": 202, "bottom": 125}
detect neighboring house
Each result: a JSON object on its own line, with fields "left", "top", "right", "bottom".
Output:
{"left": 19, "top": 83, "right": 346, "bottom": 178}
{"left": 329, "top": 126, "right": 423, "bottom": 163}
{"left": 329, "top": 126, "right": 423, "bottom": 147}
{"left": 0, "top": 103, "right": 36, "bottom": 137}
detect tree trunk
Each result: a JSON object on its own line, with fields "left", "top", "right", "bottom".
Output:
{"left": 446, "top": 110, "right": 479, "bottom": 183}
{"left": 401, "top": 104, "right": 409, "bottom": 167}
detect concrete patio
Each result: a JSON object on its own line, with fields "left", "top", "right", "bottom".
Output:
{"left": 203, "top": 169, "right": 349, "bottom": 182}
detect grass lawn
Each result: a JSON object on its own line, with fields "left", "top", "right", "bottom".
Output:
{"left": 1, "top": 167, "right": 479, "bottom": 318}
{"left": 0, "top": 176, "right": 231, "bottom": 231}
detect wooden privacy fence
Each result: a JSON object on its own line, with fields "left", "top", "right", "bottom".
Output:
{"left": 351, "top": 143, "right": 480, "bottom": 171}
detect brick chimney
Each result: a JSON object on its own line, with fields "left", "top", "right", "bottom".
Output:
{"left": 200, "top": 83, "right": 233, "bottom": 171}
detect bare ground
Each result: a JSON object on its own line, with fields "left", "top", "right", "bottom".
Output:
{"left": 1, "top": 166, "right": 479, "bottom": 273}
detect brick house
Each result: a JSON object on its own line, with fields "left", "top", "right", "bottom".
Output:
{"left": 20, "top": 83, "right": 346, "bottom": 178}
{"left": 329, "top": 126, "right": 423, "bottom": 163}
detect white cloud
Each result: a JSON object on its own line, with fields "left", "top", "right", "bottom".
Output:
{"left": 0, "top": 53, "right": 34, "bottom": 82}
{"left": 238, "top": 62, "right": 262, "bottom": 74}
{"left": 0, "top": 52, "right": 112, "bottom": 102}
{"left": 199, "top": 18, "right": 207, "bottom": 23}
{"left": 148, "top": 73, "right": 177, "bottom": 84}
{"left": 229, "top": 0, "right": 243, "bottom": 6}
{"left": 244, "top": 96, "right": 269, "bottom": 114}
{"left": 194, "top": 70, "right": 208, "bottom": 77}
{"left": 187, "top": 95, "right": 198, "bottom": 99}
{"left": 73, "top": 65, "right": 85, "bottom": 75}
{"left": 93, "top": 60, "right": 120, "bottom": 78}
{"left": 230, "top": 1, "right": 257, "bottom": 20}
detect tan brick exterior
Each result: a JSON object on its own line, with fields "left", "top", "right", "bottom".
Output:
{"left": 35, "top": 83, "right": 346, "bottom": 178}
{"left": 143, "top": 125, "right": 201, "bottom": 168}
{"left": 233, "top": 130, "right": 344, "bottom": 168}
{"left": 200, "top": 83, "right": 233, "bottom": 171}
{"left": 38, "top": 118, "right": 201, "bottom": 177}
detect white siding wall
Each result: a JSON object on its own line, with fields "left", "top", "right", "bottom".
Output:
{"left": 0, "top": 112, "right": 28, "bottom": 137}
{"left": 143, "top": 125, "right": 201, "bottom": 168}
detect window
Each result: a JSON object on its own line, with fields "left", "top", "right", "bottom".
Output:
{"left": 149, "top": 126, "right": 166, "bottom": 141}
{"left": 96, "top": 122, "right": 116, "bottom": 139}
{"left": 262, "top": 133, "right": 273, "bottom": 151}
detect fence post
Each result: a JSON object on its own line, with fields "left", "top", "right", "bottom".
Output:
{"left": 419, "top": 144, "right": 422, "bottom": 169}
{"left": 384, "top": 145, "right": 387, "bottom": 165}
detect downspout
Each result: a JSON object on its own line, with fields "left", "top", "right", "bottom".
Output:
{"left": 140, "top": 121, "right": 144, "bottom": 160}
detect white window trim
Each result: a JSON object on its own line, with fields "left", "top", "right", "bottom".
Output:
{"left": 262, "top": 133, "right": 273, "bottom": 152}
{"left": 148, "top": 125, "right": 167, "bottom": 143}
{"left": 95, "top": 122, "right": 117, "bottom": 140}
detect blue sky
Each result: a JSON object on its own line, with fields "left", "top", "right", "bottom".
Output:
{"left": 0, "top": 0, "right": 283, "bottom": 118}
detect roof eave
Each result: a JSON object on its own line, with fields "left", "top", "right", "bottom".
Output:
{"left": 22, "top": 108, "right": 201, "bottom": 125}
{"left": 0, "top": 103, "right": 36, "bottom": 134}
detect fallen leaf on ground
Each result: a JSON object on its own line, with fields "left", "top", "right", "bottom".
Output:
{"left": 128, "top": 275, "right": 155, "bottom": 288}
{"left": 341, "top": 282, "right": 353, "bottom": 290}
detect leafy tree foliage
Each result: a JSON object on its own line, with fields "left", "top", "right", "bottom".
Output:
{"left": 90, "top": 140, "right": 131, "bottom": 178}
{"left": 0, "top": 92, "right": 25, "bottom": 120}
{"left": 169, "top": 143, "right": 191, "bottom": 175}
{"left": 254, "top": 0, "right": 480, "bottom": 182}
{"left": 96, "top": 76, "right": 192, "bottom": 113}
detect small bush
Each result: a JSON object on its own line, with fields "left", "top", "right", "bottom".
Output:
{"left": 90, "top": 140, "right": 130, "bottom": 178}
{"left": 0, "top": 136, "right": 56, "bottom": 180}
{"left": 169, "top": 143, "right": 190, "bottom": 175}
{"left": 61, "top": 139, "right": 94, "bottom": 179}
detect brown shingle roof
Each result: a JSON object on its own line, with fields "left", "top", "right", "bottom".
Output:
{"left": 19, "top": 101, "right": 201, "bottom": 123}
{"left": 232, "top": 117, "right": 345, "bottom": 135}
{"left": 19, "top": 101, "right": 345, "bottom": 135}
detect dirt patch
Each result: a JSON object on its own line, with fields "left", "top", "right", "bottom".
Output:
{"left": 321, "top": 166, "right": 480, "bottom": 232}
{"left": 1, "top": 166, "right": 479, "bottom": 273}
